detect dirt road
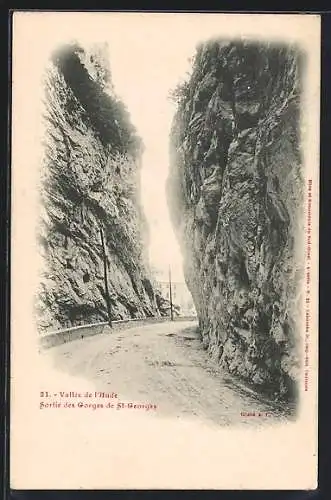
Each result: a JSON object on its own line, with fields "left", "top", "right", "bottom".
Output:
{"left": 46, "top": 319, "right": 293, "bottom": 426}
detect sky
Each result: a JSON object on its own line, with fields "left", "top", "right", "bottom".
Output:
{"left": 104, "top": 26, "right": 196, "bottom": 282}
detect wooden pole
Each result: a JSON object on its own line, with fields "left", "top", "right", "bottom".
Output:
{"left": 100, "top": 226, "right": 112, "bottom": 328}
{"left": 169, "top": 265, "right": 174, "bottom": 321}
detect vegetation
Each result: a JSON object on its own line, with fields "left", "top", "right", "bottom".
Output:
{"left": 51, "top": 43, "right": 142, "bottom": 155}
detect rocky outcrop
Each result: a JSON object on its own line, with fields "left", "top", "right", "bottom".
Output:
{"left": 167, "top": 40, "right": 304, "bottom": 401}
{"left": 36, "top": 42, "right": 163, "bottom": 331}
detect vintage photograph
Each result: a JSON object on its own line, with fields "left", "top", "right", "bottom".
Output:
{"left": 11, "top": 12, "right": 320, "bottom": 490}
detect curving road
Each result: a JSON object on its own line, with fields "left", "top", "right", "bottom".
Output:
{"left": 46, "top": 319, "right": 293, "bottom": 426}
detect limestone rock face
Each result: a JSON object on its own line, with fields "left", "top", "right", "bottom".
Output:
{"left": 167, "top": 41, "right": 304, "bottom": 400}
{"left": 36, "top": 43, "right": 162, "bottom": 331}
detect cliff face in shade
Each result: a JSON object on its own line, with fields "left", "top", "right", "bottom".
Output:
{"left": 167, "top": 41, "right": 304, "bottom": 401}
{"left": 36, "top": 43, "right": 163, "bottom": 331}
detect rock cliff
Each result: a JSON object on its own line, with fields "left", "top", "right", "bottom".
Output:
{"left": 36, "top": 42, "right": 162, "bottom": 331}
{"left": 167, "top": 40, "right": 304, "bottom": 401}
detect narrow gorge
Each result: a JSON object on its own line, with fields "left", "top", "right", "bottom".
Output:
{"left": 37, "top": 38, "right": 304, "bottom": 404}
{"left": 167, "top": 40, "right": 304, "bottom": 402}
{"left": 36, "top": 43, "right": 165, "bottom": 332}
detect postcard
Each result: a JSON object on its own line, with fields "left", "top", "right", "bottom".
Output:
{"left": 10, "top": 11, "right": 320, "bottom": 489}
